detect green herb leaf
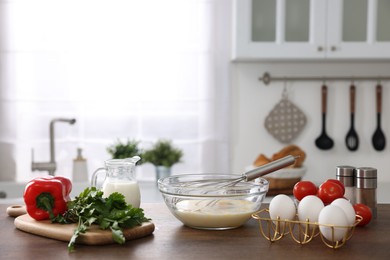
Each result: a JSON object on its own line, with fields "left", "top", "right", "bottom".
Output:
{"left": 110, "top": 226, "right": 125, "bottom": 244}
{"left": 52, "top": 187, "right": 150, "bottom": 252}
{"left": 68, "top": 222, "right": 87, "bottom": 252}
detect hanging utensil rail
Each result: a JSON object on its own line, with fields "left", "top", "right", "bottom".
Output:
{"left": 261, "top": 72, "right": 390, "bottom": 85}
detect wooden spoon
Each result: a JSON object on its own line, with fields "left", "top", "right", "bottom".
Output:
{"left": 345, "top": 84, "right": 359, "bottom": 151}
{"left": 372, "top": 84, "right": 386, "bottom": 151}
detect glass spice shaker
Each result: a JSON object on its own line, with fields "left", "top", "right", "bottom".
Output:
{"left": 336, "top": 165, "right": 355, "bottom": 204}
{"left": 355, "top": 167, "right": 377, "bottom": 218}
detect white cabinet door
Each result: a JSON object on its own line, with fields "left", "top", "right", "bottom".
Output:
{"left": 232, "top": 0, "right": 327, "bottom": 60}
{"left": 233, "top": 0, "right": 390, "bottom": 60}
{"left": 326, "top": 0, "right": 390, "bottom": 59}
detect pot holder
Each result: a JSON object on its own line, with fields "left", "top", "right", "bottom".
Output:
{"left": 264, "top": 87, "right": 307, "bottom": 143}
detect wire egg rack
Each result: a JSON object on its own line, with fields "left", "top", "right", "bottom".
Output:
{"left": 252, "top": 208, "right": 362, "bottom": 249}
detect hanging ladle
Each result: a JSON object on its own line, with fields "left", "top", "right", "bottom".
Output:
{"left": 345, "top": 84, "right": 359, "bottom": 151}
{"left": 315, "top": 85, "right": 334, "bottom": 150}
{"left": 372, "top": 84, "right": 386, "bottom": 151}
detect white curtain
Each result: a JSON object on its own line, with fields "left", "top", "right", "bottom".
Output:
{"left": 0, "top": 0, "right": 231, "bottom": 182}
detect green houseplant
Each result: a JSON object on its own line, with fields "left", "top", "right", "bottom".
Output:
{"left": 143, "top": 139, "right": 183, "bottom": 181}
{"left": 106, "top": 139, "right": 143, "bottom": 164}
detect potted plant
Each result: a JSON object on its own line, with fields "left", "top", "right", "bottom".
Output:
{"left": 143, "top": 139, "right": 183, "bottom": 181}
{"left": 106, "top": 139, "right": 143, "bottom": 164}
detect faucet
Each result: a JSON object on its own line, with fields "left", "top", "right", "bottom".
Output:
{"left": 31, "top": 118, "right": 76, "bottom": 176}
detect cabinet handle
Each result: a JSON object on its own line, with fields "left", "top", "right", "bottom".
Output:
{"left": 317, "top": 46, "right": 323, "bottom": 52}
{"left": 331, "top": 46, "right": 337, "bottom": 51}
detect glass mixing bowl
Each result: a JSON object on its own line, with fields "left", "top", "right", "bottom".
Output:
{"left": 158, "top": 174, "right": 269, "bottom": 230}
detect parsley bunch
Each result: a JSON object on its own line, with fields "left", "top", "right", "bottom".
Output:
{"left": 53, "top": 187, "right": 150, "bottom": 252}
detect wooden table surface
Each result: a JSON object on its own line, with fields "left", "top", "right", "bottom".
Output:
{"left": 1, "top": 203, "right": 389, "bottom": 260}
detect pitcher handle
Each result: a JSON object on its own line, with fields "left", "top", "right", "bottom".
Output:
{"left": 91, "top": 167, "right": 106, "bottom": 188}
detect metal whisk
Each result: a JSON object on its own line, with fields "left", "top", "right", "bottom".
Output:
{"left": 188, "top": 155, "right": 298, "bottom": 208}
{"left": 214, "top": 154, "right": 297, "bottom": 188}
{"left": 182, "top": 155, "right": 297, "bottom": 190}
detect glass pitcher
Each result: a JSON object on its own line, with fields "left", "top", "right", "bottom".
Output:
{"left": 91, "top": 156, "right": 141, "bottom": 208}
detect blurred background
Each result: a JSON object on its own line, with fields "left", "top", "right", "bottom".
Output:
{"left": 1, "top": 0, "right": 390, "bottom": 188}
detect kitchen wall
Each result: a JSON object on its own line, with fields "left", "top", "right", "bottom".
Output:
{"left": 231, "top": 61, "right": 390, "bottom": 185}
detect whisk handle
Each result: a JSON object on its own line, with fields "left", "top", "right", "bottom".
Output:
{"left": 244, "top": 155, "right": 296, "bottom": 181}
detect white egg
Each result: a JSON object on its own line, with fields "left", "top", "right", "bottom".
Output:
{"left": 298, "top": 195, "right": 324, "bottom": 229}
{"left": 318, "top": 205, "right": 349, "bottom": 242}
{"left": 269, "top": 194, "right": 296, "bottom": 231}
{"left": 331, "top": 198, "right": 356, "bottom": 226}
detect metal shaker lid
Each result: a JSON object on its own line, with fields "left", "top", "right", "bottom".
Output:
{"left": 355, "top": 167, "right": 377, "bottom": 188}
{"left": 336, "top": 165, "right": 355, "bottom": 177}
{"left": 336, "top": 165, "right": 355, "bottom": 187}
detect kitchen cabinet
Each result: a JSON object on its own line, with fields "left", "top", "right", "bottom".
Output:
{"left": 232, "top": 0, "right": 390, "bottom": 60}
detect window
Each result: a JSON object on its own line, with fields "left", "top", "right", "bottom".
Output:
{"left": 0, "top": 0, "right": 231, "bottom": 182}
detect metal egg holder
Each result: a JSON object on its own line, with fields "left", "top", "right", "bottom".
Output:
{"left": 252, "top": 208, "right": 363, "bottom": 249}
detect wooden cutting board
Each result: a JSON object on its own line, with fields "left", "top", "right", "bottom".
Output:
{"left": 8, "top": 206, "right": 155, "bottom": 245}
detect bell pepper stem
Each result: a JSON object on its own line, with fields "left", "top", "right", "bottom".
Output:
{"left": 36, "top": 192, "right": 56, "bottom": 219}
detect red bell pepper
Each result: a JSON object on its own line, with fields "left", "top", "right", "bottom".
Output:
{"left": 23, "top": 176, "right": 72, "bottom": 221}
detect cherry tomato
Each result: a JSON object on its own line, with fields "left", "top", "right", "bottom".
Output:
{"left": 317, "top": 181, "right": 344, "bottom": 204}
{"left": 293, "top": 181, "right": 317, "bottom": 201}
{"left": 325, "top": 179, "right": 345, "bottom": 195}
{"left": 353, "top": 204, "right": 373, "bottom": 227}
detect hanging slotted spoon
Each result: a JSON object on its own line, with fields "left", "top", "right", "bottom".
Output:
{"left": 345, "top": 84, "right": 359, "bottom": 151}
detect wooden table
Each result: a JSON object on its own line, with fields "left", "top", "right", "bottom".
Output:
{"left": 1, "top": 203, "right": 389, "bottom": 259}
